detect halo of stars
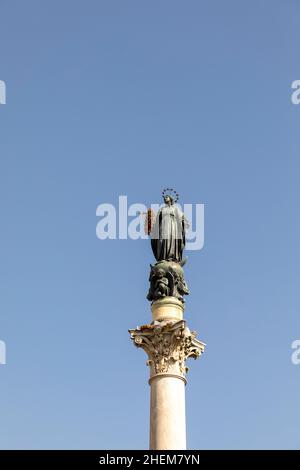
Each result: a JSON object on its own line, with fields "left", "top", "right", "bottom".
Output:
{"left": 162, "top": 188, "right": 179, "bottom": 203}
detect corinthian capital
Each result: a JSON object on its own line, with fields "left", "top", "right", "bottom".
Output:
{"left": 129, "top": 320, "right": 205, "bottom": 382}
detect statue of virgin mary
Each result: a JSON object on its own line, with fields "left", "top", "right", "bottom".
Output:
{"left": 150, "top": 189, "right": 187, "bottom": 263}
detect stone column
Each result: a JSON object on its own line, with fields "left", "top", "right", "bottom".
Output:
{"left": 129, "top": 297, "right": 205, "bottom": 450}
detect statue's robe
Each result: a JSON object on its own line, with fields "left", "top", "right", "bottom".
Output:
{"left": 151, "top": 205, "right": 186, "bottom": 262}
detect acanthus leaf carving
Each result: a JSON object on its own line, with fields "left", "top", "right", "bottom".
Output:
{"left": 129, "top": 320, "right": 205, "bottom": 379}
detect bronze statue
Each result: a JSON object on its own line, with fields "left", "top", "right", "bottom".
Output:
{"left": 149, "top": 189, "right": 187, "bottom": 263}
{"left": 145, "top": 189, "right": 190, "bottom": 303}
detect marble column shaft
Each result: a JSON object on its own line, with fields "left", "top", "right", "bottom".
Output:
{"left": 129, "top": 297, "right": 205, "bottom": 450}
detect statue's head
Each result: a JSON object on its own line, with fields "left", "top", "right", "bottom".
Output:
{"left": 162, "top": 188, "right": 179, "bottom": 205}
{"left": 163, "top": 194, "right": 173, "bottom": 205}
{"left": 155, "top": 268, "right": 165, "bottom": 278}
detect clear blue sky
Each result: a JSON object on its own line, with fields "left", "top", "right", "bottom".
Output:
{"left": 0, "top": 0, "right": 300, "bottom": 450}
